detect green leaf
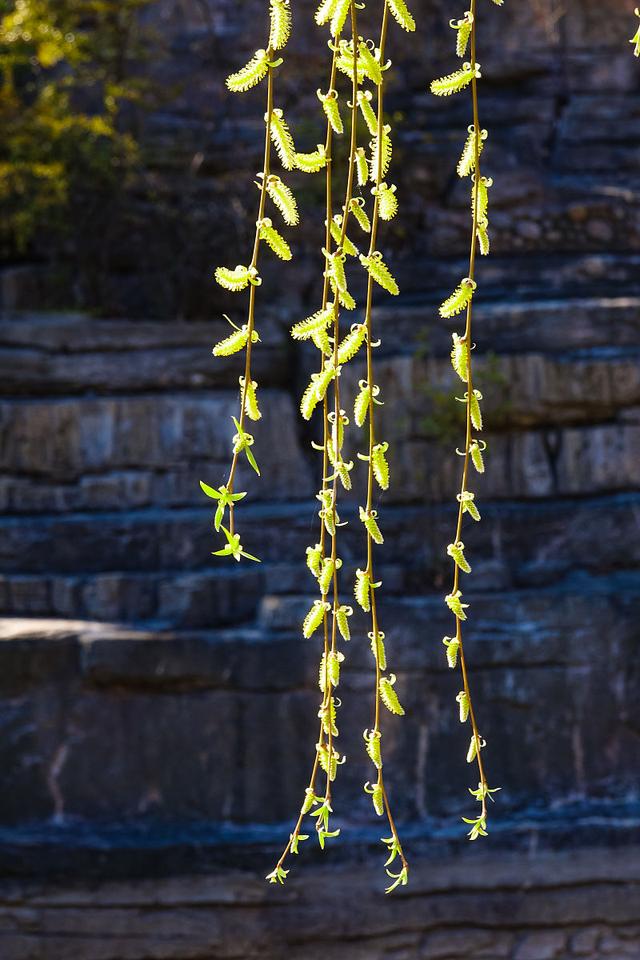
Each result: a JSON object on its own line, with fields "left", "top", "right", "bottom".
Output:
{"left": 226, "top": 50, "right": 269, "bottom": 93}
{"left": 200, "top": 481, "right": 222, "bottom": 500}
{"left": 386, "top": 0, "right": 416, "bottom": 33}
{"left": 269, "top": 0, "right": 292, "bottom": 50}
{"left": 430, "top": 62, "right": 479, "bottom": 97}
{"left": 269, "top": 107, "right": 297, "bottom": 170}
{"left": 265, "top": 865, "right": 289, "bottom": 884}
{"left": 440, "top": 277, "right": 476, "bottom": 318}
{"left": 385, "top": 865, "right": 408, "bottom": 894}
{"left": 379, "top": 674, "right": 405, "bottom": 716}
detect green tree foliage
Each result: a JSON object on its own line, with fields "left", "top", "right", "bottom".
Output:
{"left": 0, "top": 0, "right": 157, "bottom": 256}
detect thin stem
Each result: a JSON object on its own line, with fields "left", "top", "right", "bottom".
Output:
{"left": 362, "top": 3, "right": 407, "bottom": 874}
{"left": 450, "top": 0, "right": 489, "bottom": 822}
{"left": 321, "top": 0, "right": 361, "bottom": 809}
{"left": 227, "top": 54, "right": 275, "bottom": 535}
{"left": 270, "top": 3, "right": 362, "bottom": 873}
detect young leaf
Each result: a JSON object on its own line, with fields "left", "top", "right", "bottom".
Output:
{"left": 379, "top": 674, "right": 405, "bottom": 716}
{"left": 357, "top": 90, "right": 378, "bottom": 135}
{"left": 213, "top": 526, "right": 261, "bottom": 563}
{"left": 447, "top": 540, "right": 471, "bottom": 574}
{"left": 315, "top": 0, "right": 338, "bottom": 26}
{"left": 239, "top": 376, "right": 261, "bottom": 421}
{"left": 291, "top": 304, "right": 335, "bottom": 340}
{"left": 456, "top": 690, "right": 470, "bottom": 723}
{"left": 265, "top": 175, "right": 299, "bottom": 225}
{"left": 369, "top": 629, "right": 387, "bottom": 670}
{"left": 349, "top": 197, "right": 371, "bottom": 233}
{"left": 364, "top": 729, "right": 382, "bottom": 769}
{"left": 360, "top": 252, "right": 399, "bottom": 295}
{"left": 376, "top": 182, "right": 398, "bottom": 221}
{"left": 269, "top": 0, "right": 292, "bottom": 50}
{"left": 451, "top": 11, "right": 473, "bottom": 58}
{"left": 359, "top": 506, "right": 384, "bottom": 544}
{"left": 318, "top": 89, "right": 344, "bottom": 135}
{"left": 358, "top": 41, "right": 383, "bottom": 85}
{"left": 385, "top": 865, "right": 408, "bottom": 894}
{"left": 295, "top": 145, "right": 327, "bottom": 173}
{"left": 265, "top": 865, "right": 289, "bottom": 884}
{"left": 269, "top": 108, "right": 296, "bottom": 169}
{"left": 439, "top": 278, "right": 476, "bottom": 318}
{"left": 365, "top": 780, "right": 385, "bottom": 816}
{"left": 457, "top": 125, "right": 487, "bottom": 178}
{"left": 306, "top": 542, "right": 323, "bottom": 578}
{"left": 232, "top": 417, "right": 261, "bottom": 475}
{"left": 330, "top": 0, "right": 350, "bottom": 37}
{"left": 303, "top": 599, "right": 330, "bottom": 638}
{"left": 430, "top": 62, "right": 478, "bottom": 97}
{"left": 372, "top": 441, "right": 390, "bottom": 490}
{"left": 215, "top": 264, "right": 253, "bottom": 292}
{"left": 212, "top": 325, "right": 250, "bottom": 357}
{"left": 226, "top": 50, "right": 269, "bottom": 92}
{"left": 386, "top": 0, "right": 416, "bottom": 32}
{"left": 442, "top": 636, "right": 460, "bottom": 669}
{"left": 369, "top": 124, "right": 392, "bottom": 180}
{"left": 470, "top": 439, "right": 486, "bottom": 474}
{"left": 445, "top": 589, "right": 468, "bottom": 621}
{"left": 337, "top": 323, "right": 367, "bottom": 364}
{"left": 458, "top": 490, "right": 481, "bottom": 521}
{"left": 355, "top": 147, "right": 369, "bottom": 186}
{"left": 450, "top": 333, "right": 469, "bottom": 381}
{"left": 258, "top": 218, "right": 292, "bottom": 260}
{"left": 336, "top": 604, "right": 353, "bottom": 642}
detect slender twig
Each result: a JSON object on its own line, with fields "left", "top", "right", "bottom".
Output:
{"left": 226, "top": 60, "right": 275, "bottom": 535}
{"left": 361, "top": 2, "right": 408, "bottom": 878}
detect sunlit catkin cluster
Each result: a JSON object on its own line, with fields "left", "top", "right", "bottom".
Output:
{"left": 430, "top": 0, "right": 503, "bottom": 840}
{"left": 632, "top": 9, "right": 640, "bottom": 57}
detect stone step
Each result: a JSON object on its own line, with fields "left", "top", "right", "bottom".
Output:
{"left": 0, "top": 494, "right": 638, "bottom": 586}
{"left": 2, "top": 413, "right": 639, "bottom": 515}
{"left": 0, "top": 389, "right": 314, "bottom": 512}
{"left": 1, "top": 294, "right": 639, "bottom": 401}
{"left": 0, "top": 567, "right": 265, "bottom": 627}
{"left": 0, "top": 571, "right": 638, "bottom": 825}
{"left": 370, "top": 294, "right": 640, "bottom": 358}
{"left": 0, "top": 311, "right": 290, "bottom": 396}
{"left": 1, "top": 845, "right": 639, "bottom": 958}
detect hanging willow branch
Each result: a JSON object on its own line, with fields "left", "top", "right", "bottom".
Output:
{"left": 267, "top": 0, "right": 360, "bottom": 885}
{"left": 356, "top": 0, "right": 413, "bottom": 893}
{"left": 267, "top": 0, "right": 414, "bottom": 892}
{"left": 202, "top": 1, "right": 303, "bottom": 560}
{"left": 430, "top": 0, "right": 502, "bottom": 840}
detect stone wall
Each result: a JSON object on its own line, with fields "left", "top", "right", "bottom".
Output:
{"left": 0, "top": 0, "right": 639, "bottom": 957}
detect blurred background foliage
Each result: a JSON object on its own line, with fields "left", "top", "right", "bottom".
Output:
{"left": 0, "top": 0, "right": 161, "bottom": 304}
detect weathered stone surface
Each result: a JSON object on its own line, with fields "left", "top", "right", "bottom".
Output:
{"left": 0, "top": 847, "right": 638, "bottom": 960}
{"left": 1, "top": 494, "right": 638, "bottom": 586}
{"left": 1, "top": 1, "right": 639, "bottom": 955}
{"left": 1, "top": 568, "right": 638, "bottom": 825}
{"left": 0, "top": 313, "right": 290, "bottom": 395}
{"left": 0, "top": 389, "right": 313, "bottom": 511}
